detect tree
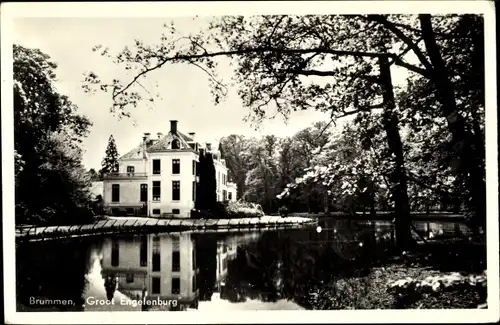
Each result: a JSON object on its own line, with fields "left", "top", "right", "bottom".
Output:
{"left": 195, "top": 151, "right": 217, "bottom": 211}
{"left": 243, "top": 136, "right": 280, "bottom": 213}
{"left": 219, "top": 135, "right": 253, "bottom": 199}
{"left": 84, "top": 14, "right": 485, "bottom": 245}
{"left": 14, "top": 44, "right": 93, "bottom": 225}
{"left": 101, "top": 135, "right": 119, "bottom": 175}
{"left": 87, "top": 168, "right": 101, "bottom": 181}
{"left": 397, "top": 14, "right": 486, "bottom": 231}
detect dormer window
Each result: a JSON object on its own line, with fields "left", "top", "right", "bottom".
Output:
{"left": 127, "top": 166, "right": 135, "bottom": 174}
{"left": 171, "top": 139, "right": 180, "bottom": 149}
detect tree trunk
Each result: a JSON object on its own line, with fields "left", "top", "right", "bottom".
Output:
{"left": 379, "top": 54, "right": 414, "bottom": 250}
{"left": 419, "top": 14, "right": 485, "bottom": 232}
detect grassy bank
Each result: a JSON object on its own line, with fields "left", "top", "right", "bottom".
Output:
{"left": 307, "top": 263, "right": 486, "bottom": 309}
{"left": 304, "top": 241, "right": 486, "bottom": 309}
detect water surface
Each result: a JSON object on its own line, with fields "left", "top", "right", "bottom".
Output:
{"left": 16, "top": 218, "right": 475, "bottom": 311}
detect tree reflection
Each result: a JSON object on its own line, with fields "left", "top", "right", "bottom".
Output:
{"left": 16, "top": 239, "right": 94, "bottom": 311}
{"left": 216, "top": 220, "right": 389, "bottom": 309}
{"left": 194, "top": 233, "right": 217, "bottom": 301}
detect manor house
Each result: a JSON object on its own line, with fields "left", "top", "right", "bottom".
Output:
{"left": 102, "top": 120, "right": 237, "bottom": 218}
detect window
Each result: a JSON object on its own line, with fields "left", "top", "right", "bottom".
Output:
{"left": 126, "top": 273, "right": 134, "bottom": 283}
{"left": 152, "top": 209, "right": 161, "bottom": 215}
{"left": 172, "top": 209, "right": 180, "bottom": 215}
{"left": 111, "top": 208, "right": 119, "bottom": 215}
{"left": 228, "top": 192, "right": 232, "bottom": 200}
{"left": 171, "top": 139, "right": 180, "bottom": 149}
{"left": 152, "top": 181, "right": 161, "bottom": 201}
{"left": 140, "top": 235, "right": 147, "bottom": 267}
{"left": 111, "top": 240, "right": 119, "bottom": 266}
{"left": 192, "top": 181, "right": 196, "bottom": 201}
{"left": 152, "top": 235, "right": 160, "bottom": 272}
{"left": 112, "top": 184, "right": 120, "bottom": 202}
{"left": 152, "top": 277, "right": 161, "bottom": 294}
{"left": 172, "top": 181, "right": 180, "bottom": 201}
{"left": 223, "top": 190, "right": 227, "bottom": 201}
{"left": 140, "top": 184, "right": 147, "bottom": 202}
{"left": 127, "top": 166, "right": 135, "bottom": 174}
{"left": 172, "top": 278, "right": 180, "bottom": 295}
{"left": 195, "top": 161, "right": 200, "bottom": 176}
{"left": 126, "top": 208, "right": 134, "bottom": 215}
{"left": 192, "top": 274, "right": 197, "bottom": 292}
{"left": 172, "top": 251, "right": 180, "bottom": 272}
{"left": 192, "top": 160, "right": 196, "bottom": 175}
{"left": 172, "top": 235, "right": 180, "bottom": 250}
{"left": 192, "top": 249, "right": 196, "bottom": 270}
{"left": 152, "top": 159, "right": 161, "bottom": 174}
{"left": 172, "top": 159, "right": 180, "bottom": 174}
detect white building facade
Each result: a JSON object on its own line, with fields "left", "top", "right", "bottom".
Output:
{"left": 100, "top": 233, "right": 199, "bottom": 310}
{"left": 102, "top": 120, "right": 237, "bottom": 218}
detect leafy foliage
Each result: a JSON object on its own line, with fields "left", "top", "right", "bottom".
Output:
{"left": 82, "top": 14, "right": 486, "bottom": 239}
{"left": 100, "top": 135, "right": 119, "bottom": 174}
{"left": 14, "top": 44, "right": 93, "bottom": 225}
{"left": 87, "top": 168, "right": 102, "bottom": 181}
{"left": 195, "top": 150, "right": 217, "bottom": 210}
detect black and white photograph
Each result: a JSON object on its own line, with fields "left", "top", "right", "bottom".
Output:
{"left": 2, "top": 1, "right": 498, "bottom": 324}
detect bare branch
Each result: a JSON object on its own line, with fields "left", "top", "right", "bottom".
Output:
{"left": 112, "top": 47, "right": 390, "bottom": 100}
{"left": 267, "top": 16, "right": 286, "bottom": 45}
{"left": 186, "top": 59, "right": 228, "bottom": 95}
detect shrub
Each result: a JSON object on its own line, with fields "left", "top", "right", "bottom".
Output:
{"left": 211, "top": 202, "right": 229, "bottom": 218}
{"left": 278, "top": 206, "right": 288, "bottom": 217}
{"left": 191, "top": 200, "right": 265, "bottom": 219}
{"left": 226, "top": 200, "right": 265, "bottom": 218}
{"left": 387, "top": 271, "right": 487, "bottom": 308}
{"left": 190, "top": 209, "right": 212, "bottom": 219}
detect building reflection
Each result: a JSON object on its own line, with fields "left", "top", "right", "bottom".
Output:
{"left": 100, "top": 233, "right": 199, "bottom": 311}
{"left": 215, "top": 237, "right": 238, "bottom": 295}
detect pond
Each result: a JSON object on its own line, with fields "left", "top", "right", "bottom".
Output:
{"left": 16, "top": 218, "right": 478, "bottom": 311}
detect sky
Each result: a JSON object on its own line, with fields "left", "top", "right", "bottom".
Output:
{"left": 13, "top": 17, "right": 340, "bottom": 170}
{"left": 12, "top": 16, "right": 413, "bottom": 171}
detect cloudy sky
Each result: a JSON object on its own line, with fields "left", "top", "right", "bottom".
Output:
{"left": 13, "top": 17, "right": 342, "bottom": 170}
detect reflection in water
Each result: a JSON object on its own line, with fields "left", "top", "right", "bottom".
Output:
{"left": 98, "top": 234, "right": 199, "bottom": 311}
{"left": 16, "top": 239, "right": 94, "bottom": 311}
{"left": 16, "top": 219, "right": 473, "bottom": 312}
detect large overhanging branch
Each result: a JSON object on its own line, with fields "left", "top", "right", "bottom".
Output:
{"left": 363, "top": 15, "right": 435, "bottom": 73}
{"left": 112, "top": 46, "right": 431, "bottom": 100}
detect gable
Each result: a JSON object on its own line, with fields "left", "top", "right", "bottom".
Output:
{"left": 147, "top": 131, "right": 194, "bottom": 152}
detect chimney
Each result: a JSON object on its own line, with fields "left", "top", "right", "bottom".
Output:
{"left": 142, "top": 135, "right": 148, "bottom": 159}
{"left": 170, "top": 120, "right": 178, "bottom": 134}
{"left": 157, "top": 132, "right": 163, "bottom": 139}
{"left": 188, "top": 132, "right": 195, "bottom": 141}
{"left": 206, "top": 142, "right": 212, "bottom": 151}
{"left": 144, "top": 132, "right": 151, "bottom": 141}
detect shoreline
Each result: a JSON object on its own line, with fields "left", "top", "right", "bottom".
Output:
{"left": 15, "top": 216, "right": 317, "bottom": 242}
{"left": 15, "top": 212, "right": 467, "bottom": 242}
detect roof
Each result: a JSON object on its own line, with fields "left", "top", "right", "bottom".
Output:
{"left": 119, "top": 139, "right": 158, "bottom": 160}
{"left": 178, "top": 131, "right": 193, "bottom": 142}
{"left": 147, "top": 131, "right": 195, "bottom": 152}
{"left": 120, "top": 129, "right": 198, "bottom": 160}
